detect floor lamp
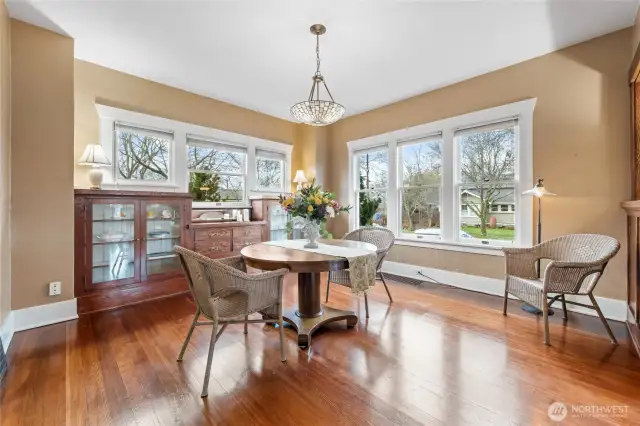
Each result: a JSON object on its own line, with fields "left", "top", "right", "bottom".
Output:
{"left": 521, "top": 178, "right": 556, "bottom": 315}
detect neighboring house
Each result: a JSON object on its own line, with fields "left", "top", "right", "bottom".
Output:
{"left": 460, "top": 187, "right": 515, "bottom": 227}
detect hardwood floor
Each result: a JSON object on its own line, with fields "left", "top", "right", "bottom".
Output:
{"left": 1, "top": 274, "right": 640, "bottom": 425}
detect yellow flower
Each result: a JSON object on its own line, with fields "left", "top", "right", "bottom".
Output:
{"left": 315, "top": 197, "right": 322, "bottom": 205}
{"left": 282, "top": 197, "right": 293, "bottom": 207}
{"left": 323, "top": 197, "right": 329, "bottom": 203}
{"left": 307, "top": 205, "right": 314, "bottom": 212}
{"left": 307, "top": 196, "right": 315, "bottom": 202}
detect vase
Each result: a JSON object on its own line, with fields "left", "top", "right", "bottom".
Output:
{"left": 302, "top": 220, "right": 321, "bottom": 249}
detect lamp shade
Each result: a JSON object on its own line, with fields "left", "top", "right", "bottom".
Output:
{"left": 522, "top": 178, "right": 555, "bottom": 198}
{"left": 78, "top": 144, "right": 111, "bottom": 167}
{"left": 292, "top": 170, "right": 308, "bottom": 184}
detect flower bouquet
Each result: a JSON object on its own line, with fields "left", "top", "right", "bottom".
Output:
{"left": 279, "top": 181, "right": 351, "bottom": 248}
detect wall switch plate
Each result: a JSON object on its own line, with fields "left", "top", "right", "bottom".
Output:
{"left": 49, "top": 281, "right": 62, "bottom": 296}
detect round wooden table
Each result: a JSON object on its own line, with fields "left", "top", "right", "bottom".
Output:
{"left": 241, "top": 239, "right": 377, "bottom": 348}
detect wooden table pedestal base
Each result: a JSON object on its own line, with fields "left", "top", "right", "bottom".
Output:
{"left": 283, "top": 306, "right": 358, "bottom": 348}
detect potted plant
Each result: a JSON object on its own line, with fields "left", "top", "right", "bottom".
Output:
{"left": 279, "top": 181, "right": 351, "bottom": 248}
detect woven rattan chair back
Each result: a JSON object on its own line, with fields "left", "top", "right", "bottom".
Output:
{"left": 343, "top": 227, "right": 395, "bottom": 270}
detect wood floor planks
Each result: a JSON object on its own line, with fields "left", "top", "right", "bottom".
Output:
{"left": 1, "top": 273, "right": 640, "bottom": 425}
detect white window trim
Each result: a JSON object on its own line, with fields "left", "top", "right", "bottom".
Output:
{"left": 347, "top": 99, "right": 536, "bottom": 255}
{"left": 96, "top": 104, "right": 292, "bottom": 203}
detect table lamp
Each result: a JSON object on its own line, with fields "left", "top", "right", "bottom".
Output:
{"left": 78, "top": 144, "right": 111, "bottom": 189}
{"left": 293, "top": 170, "right": 308, "bottom": 191}
{"left": 521, "top": 178, "right": 556, "bottom": 314}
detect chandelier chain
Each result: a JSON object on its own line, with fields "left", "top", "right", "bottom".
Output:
{"left": 316, "top": 34, "right": 321, "bottom": 76}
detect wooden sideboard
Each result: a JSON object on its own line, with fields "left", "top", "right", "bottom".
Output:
{"left": 74, "top": 189, "right": 193, "bottom": 314}
{"left": 189, "top": 221, "right": 267, "bottom": 259}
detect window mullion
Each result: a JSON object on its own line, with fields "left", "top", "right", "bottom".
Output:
{"left": 387, "top": 140, "right": 399, "bottom": 235}
{"left": 246, "top": 144, "right": 256, "bottom": 201}
{"left": 440, "top": 128, "right": 455, "bottom": 242}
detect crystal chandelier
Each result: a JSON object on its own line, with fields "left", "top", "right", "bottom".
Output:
{"left": 290, "top": 24, "right": 345, "bottom": 126}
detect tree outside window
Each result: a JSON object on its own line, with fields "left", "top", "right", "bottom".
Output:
{"left": 187, "top": 143, "right": 245, "bottom": 202}
{"left": 117, "top": 130, "right": 170, "bottom": 181}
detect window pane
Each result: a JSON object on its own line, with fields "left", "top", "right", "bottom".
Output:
{"left": 401, "top": 141, "right": 442, "bottom": 185}
{"left": 358, "top": 190, "right": 386, "bottom": 227}
{"left": 357, "top": 150, "right": 388, "bottom": 189}
{"left": 460, "top": 186, "right": 515, "bottom": 242}
{"left": 401, "top": 187, "right": 440, "bottom": 236}
{"left": 257, "top": 157, "right": 283, "bottom": 189}
{"left": 459, "top": 126, "right": 515, "bottom": 184}
{"left": 117, "top": 130, "right": 170, "bottom": 181}
{"left": 188, "top": 145, "right": 244, "bottom": 174}
{"left": 189, "top": 172, "right": 244, "bottom": 202}
{"left": 219, "top": 175, "right": 245, "bottom": 201}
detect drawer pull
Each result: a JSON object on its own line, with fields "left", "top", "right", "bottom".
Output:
{"left": 207, "top": 231, "right": 229, "bottom": 237}
{"left": 208, "top": 244, "right": 228, "bottom": 252}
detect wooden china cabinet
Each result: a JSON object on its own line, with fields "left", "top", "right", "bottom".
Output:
{"left": 623, "top": 44, "right": 640, "bottom": 358}
{"left": 74, "top": 190, "right": 193, "bottom": 314}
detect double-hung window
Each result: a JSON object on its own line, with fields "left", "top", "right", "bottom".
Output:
{"left": 354, "top": 147, "right": 388, "bottom": 227}
{"left": 115, "top": 123, "right": 173, "bottom": 183}
{"left": 186, "top": 136, "right": 247, "bottom": 202}
{"left": 455, "top": 119, "right": 517, "bottom": 245}
{"left": 256, "top": 149, "right": 285, "bottom": 192}
{"left": 347, "top": 99, "right": 534, "bottom": 253}
{"left": 398, "top": 134, "right": 443, "bottom": 239}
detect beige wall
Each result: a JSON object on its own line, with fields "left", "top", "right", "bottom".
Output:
{"left": 291, "top": 125, "right": 329, "bottom": 190}
{"left": 329, "top": 29, "right": 631, "bottom": 300}
{"left": 633, "top": 6, "right": 640, "bottom": 58}
{"left": 75, "top": 60, "right": 298, "bottom": 188}
{"left": 0, "top": 3, "right": 10, "bottom": 329}
{"left": 11, "top": 20, "right": 74, "bottom": 309}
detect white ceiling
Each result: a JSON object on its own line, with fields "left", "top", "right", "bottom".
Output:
{"left": 7, "top": 0, "right": 639, "bottom": 121}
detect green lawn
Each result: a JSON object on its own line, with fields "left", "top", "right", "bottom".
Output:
{"left": 462, "top": 226, "right": 514, "bottom": 241}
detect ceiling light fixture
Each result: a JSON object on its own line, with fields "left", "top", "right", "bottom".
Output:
{"left": 290, "top": 24, "right": 345, "bottom": 126}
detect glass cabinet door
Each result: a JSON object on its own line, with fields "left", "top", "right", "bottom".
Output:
{"left": 91, "top": 202, "right": 138, "bottom": 286}
{"left": 142, "top": 202, "right": 183, "bottom": 277}
{"left": 268, "top": 203, "right": 290, "bottom": 241}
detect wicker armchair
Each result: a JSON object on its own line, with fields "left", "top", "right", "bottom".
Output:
{"left": 502, "top": 234, "right": 620, "bottom": 345}
{"left": 326, "top": 227, "right": 395, "bottom": 318}
{"left": 174, "top": 246, "right": 288, "bottom": 397}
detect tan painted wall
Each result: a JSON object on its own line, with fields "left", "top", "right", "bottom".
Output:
{"left": 329, "top": 29, "right": 631, "bottom": 300}
{"left": 75, "top": 60, "right": 298, "bottom": 188}
{"left": 633, "top": 6, "right": 640, "bottom": 58}
{"left": 0, "top": 3, "right": 10, "bottom": 328}
{"left": 11, "top": 20, "right": 74, "bottom": 309}
{"left": 291, "top": 125, "right": 329, "bottom": 190}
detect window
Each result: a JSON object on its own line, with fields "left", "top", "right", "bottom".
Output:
{"left": 98, "top": 105, "right": 293, "bottom": 199}
{"left": 347, "top": 99, "right": 535, "bottom": 253}
{"left": 399, "top": 135, "right": 442, "bottom": 238}
{"left": 187, "top": 137, "right": 246, "bottom": 202}
{"left": 256, "top": 149, "right": 285, "bottom": 191}
{"left": 115, "top": 123, "right": 172, "bottom": 182}
{"left": 457, "top": 119, "right": 517, "bottom": 244}
{"left": 354, "top": 147, "right": 388, "bottom": 227}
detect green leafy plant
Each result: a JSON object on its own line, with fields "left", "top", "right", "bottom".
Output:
{"left": 358, "top": 175, "right": 381, "bottom": 226}
{"left": 189, "top": 172, "right": 222, "bottom": 202}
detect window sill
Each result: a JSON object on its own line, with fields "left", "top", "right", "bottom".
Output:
{"left": 394, "top": 237, "right": 505, "bottom": 256}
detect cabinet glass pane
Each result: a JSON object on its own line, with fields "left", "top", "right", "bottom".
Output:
{"left": 145, "top": 203, "right": 181, "bottom": 275}
{"left": 92, "top": 203, "right": 136, "bottom": 284}
{"left": 269, "top": 204, "right": 289, "bottom": 241}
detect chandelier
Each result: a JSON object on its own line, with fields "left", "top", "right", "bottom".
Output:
{"left": 290, "top": 24, "right": 345, "bottom": 126}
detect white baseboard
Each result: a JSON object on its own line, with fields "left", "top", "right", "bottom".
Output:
{"left": 0, "top": 311, "right": 14, "bottom": 352}
{"left": 382, "top": 261, "right": 627, "bottom": 322}
{"left": 13, "top": 298, "right": 78, "bottom": 333}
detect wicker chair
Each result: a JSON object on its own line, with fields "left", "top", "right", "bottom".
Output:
{"left": 502, "top": 234, "right": 620, "bottom": 346}
{"left": 326, "top": 227, "right": 395, "bottom": 318}
{"left": 174, "top": 246, "right": 288, "bottom": 397}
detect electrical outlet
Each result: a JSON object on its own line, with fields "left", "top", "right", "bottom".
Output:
{"left": 49, "top": 281, "right": 62, "bottom": 296}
